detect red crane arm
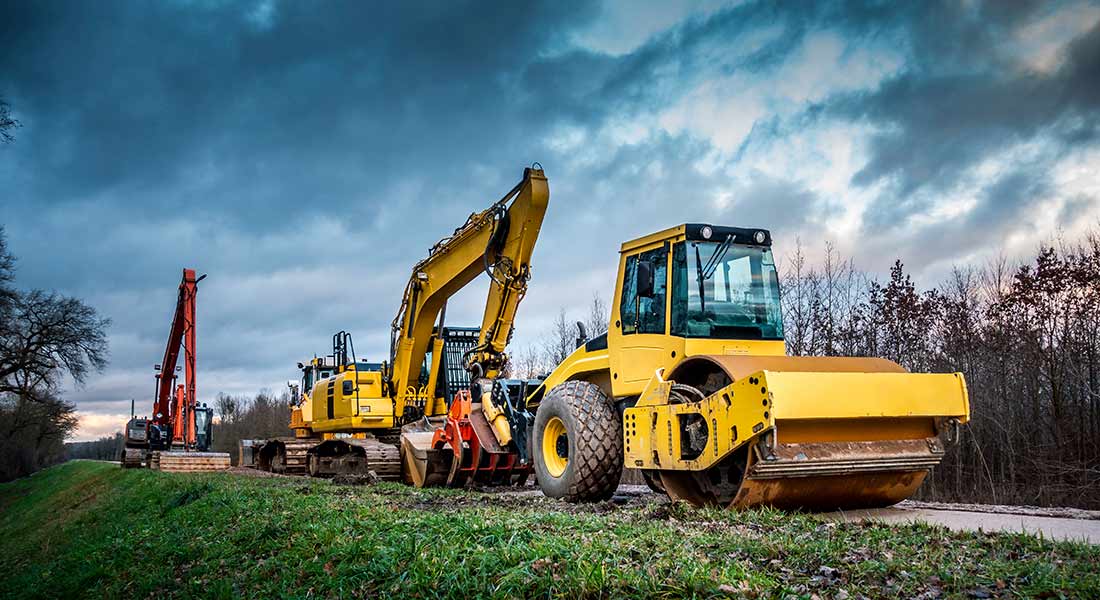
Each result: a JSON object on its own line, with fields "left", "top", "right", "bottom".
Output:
{"left": 153, "top": 269, "right": 199, "bottom": 445}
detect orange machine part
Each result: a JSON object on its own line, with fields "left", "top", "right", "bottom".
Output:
{"left": 429, "top": 390, "right": 531, "bottom": 486}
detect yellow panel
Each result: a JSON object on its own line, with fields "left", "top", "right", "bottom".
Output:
{"left": 619, "top": 343, "right": 667, "bottom": 384}
{"left": 619, "top": 224, "right": 686, "bottom": 253}
{"left": 777, "top": 417, "right": 934, "bottom": 443}
{"left": 310, "top": 415, "right": 394, "bottom": 433}
{"left": 624, "top": 375, "right": 773, "bottom": 471}
{"left": 607, "top": 336, "right": 786, "bottom": 398}
{"left": 354, "top": 397, "right": 395, "bottom": 418}
{"left": 762, "top": 370, "right": 969, "bottom": 422}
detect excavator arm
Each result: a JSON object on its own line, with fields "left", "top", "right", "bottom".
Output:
{"left": 153, "top": 268, "right": 203, "bottom": 446}
{"left": 387, "top": 167, "right": 549, "bottom": 407}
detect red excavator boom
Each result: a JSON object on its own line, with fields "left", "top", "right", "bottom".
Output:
{"left": 122, "top": 267, "right": 226, "bottom": 469}
{"left": 153, "top": 268, "right": 202, "bottom": 448}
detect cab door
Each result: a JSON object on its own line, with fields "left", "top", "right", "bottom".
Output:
{"left": 609, "top": 243, "right": 670, "bottom": 394}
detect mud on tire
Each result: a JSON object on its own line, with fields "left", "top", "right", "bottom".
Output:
{"left": 533, "top": 380, "right": 623, "bottom": 502}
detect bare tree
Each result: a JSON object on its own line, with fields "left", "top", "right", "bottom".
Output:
{"left": 0, "top": 290, "right": 110, "bottom": 395}
{"left": 0, "top": 97, "right": 20, "bottom": 144}
{"left": 543, "top": 308, "right": 576, "bottom": 367}
{"left": 586, "top": 292, "right": 609, "bottom": 337}
{"left": 509, "top": 344, "right": 549, "bottom": 379}
{"left": 215, "top": 392, "right": 241, "bottom": 425}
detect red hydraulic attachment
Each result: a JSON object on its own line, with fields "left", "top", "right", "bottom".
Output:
{"left": 153, "top": 268, "right": 204, "bottom": 449}
{"left": 429, "top": 390, "right": 532, "bottom": 486}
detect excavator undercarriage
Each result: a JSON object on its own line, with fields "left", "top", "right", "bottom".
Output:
{"left": 307, "top": 437, "right": 402, "bottom": 480}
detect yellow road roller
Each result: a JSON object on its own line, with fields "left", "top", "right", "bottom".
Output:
{"left": 525, "top": 224, "right": 969, "bottom": 510}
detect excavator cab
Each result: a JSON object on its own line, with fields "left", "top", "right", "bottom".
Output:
{"left": 528, "top": 224, "right": 970, "bottom": 510}
{"left": 434, "top": 327, "right": 479, "bottom": 406}
{"left": 194, "top": 405, "right": 213, "bottom": 451}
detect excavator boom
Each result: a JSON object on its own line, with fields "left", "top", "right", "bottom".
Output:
{"left": 153, "top": 268, "right": 199, "bottom": 445}
{"left": 389, "top": 167, "right": 549, "bottom": 403}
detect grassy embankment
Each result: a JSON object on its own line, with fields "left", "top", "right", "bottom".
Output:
{"left": 0, "top": 461, "right": 1097, "bottom": 599}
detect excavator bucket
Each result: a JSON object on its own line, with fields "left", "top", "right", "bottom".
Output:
{"left": 400, "top": 390, "right": 533, "bottom": 488}
{"left": 400, "top": 417, "right": 453, "bottom": 487}
{"left": 625, "top": 355, "right": 969, "bottom": 511}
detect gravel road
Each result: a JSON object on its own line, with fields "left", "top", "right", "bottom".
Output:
{"left": 820, "top": 502, "right": 1100, "bottom": 544}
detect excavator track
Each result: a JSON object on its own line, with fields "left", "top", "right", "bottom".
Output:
{"left": 121, "top": 448, "right": 144, "bottom": 469}
{"left": 255, "top": 438, "right": 314, "bottom": 475}
{"left": 307, "top": 436, "right": 402, "bottom": 480}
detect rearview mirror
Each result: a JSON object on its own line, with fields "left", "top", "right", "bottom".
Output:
{"left": 637, "top": 260, "right": 655, "bottom": 298}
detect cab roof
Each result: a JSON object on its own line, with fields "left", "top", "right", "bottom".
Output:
{"left": 620, "top": 223, "right": 773, "bottom": 253}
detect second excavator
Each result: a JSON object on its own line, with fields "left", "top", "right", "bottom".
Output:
{"left": 253, "top": 167, "right": 548, "bottom": 486}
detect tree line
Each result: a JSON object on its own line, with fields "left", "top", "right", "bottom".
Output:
{"left": 210, "top": 389, "right": 294, "bottom": 464}
{"left": 66, "top": 433, "right": 124, "bottom": 461}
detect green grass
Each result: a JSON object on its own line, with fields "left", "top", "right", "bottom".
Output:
{"left": 1, "top": 462, "right": 1097, "bottom": 599}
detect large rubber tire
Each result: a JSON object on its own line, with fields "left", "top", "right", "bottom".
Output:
{"left": 533, "top": 380, "right": 623, "bottom": 502}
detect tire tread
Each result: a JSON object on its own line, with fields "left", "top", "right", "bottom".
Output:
{"left": 553, "top": 380, "right": 623, "bottom": 501}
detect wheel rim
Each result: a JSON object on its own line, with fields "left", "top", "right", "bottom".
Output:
{"left": 542, "top": 416, "right": 569, "bottom": 478}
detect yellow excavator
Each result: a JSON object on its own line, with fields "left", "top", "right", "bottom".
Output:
{"left": 525, "top": 224, "right": 970, "bottom": 510}
{"left": 254, "top": 166, "right": 549, "bottom": 485}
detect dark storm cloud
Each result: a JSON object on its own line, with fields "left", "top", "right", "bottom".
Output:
{"left": 820, "top": 7, "right": 1100, "bottom": 230}
{"left": 0, "top": 1, "right": 599, "bottom": 222}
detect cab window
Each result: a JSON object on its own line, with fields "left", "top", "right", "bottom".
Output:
{"left": 620, "top": 255, "right": 638, "bottom": 334}
{"left": 619, "top": 246, "right": 668, "bottom": 335}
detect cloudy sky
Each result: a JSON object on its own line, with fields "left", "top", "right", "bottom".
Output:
{"left": 2, "top": 1, "right": 1098, "bottom": 440}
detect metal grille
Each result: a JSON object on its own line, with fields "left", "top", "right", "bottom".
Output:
{"left": 437, "top": 327, "right": 480, "bottom": 403}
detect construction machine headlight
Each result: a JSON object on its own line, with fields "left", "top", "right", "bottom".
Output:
{"left": 754, "top": 230, "right": 766, "bottom": 244}
{"left": 701, "top": 226, "right": 713, "bottom": 240}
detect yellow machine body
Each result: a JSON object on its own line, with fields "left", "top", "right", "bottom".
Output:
{"left": 304, "top": 363, "right": 395, "bottom": 432}
{"left": 532, "top": 224, "right": 971, "bottom": 510}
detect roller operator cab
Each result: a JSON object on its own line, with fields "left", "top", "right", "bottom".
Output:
{"left": 609, "top": 224, "right": 786, "bottom": 391}
{"left": 528, "top": 224, "right": 970, "bottom": 511}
